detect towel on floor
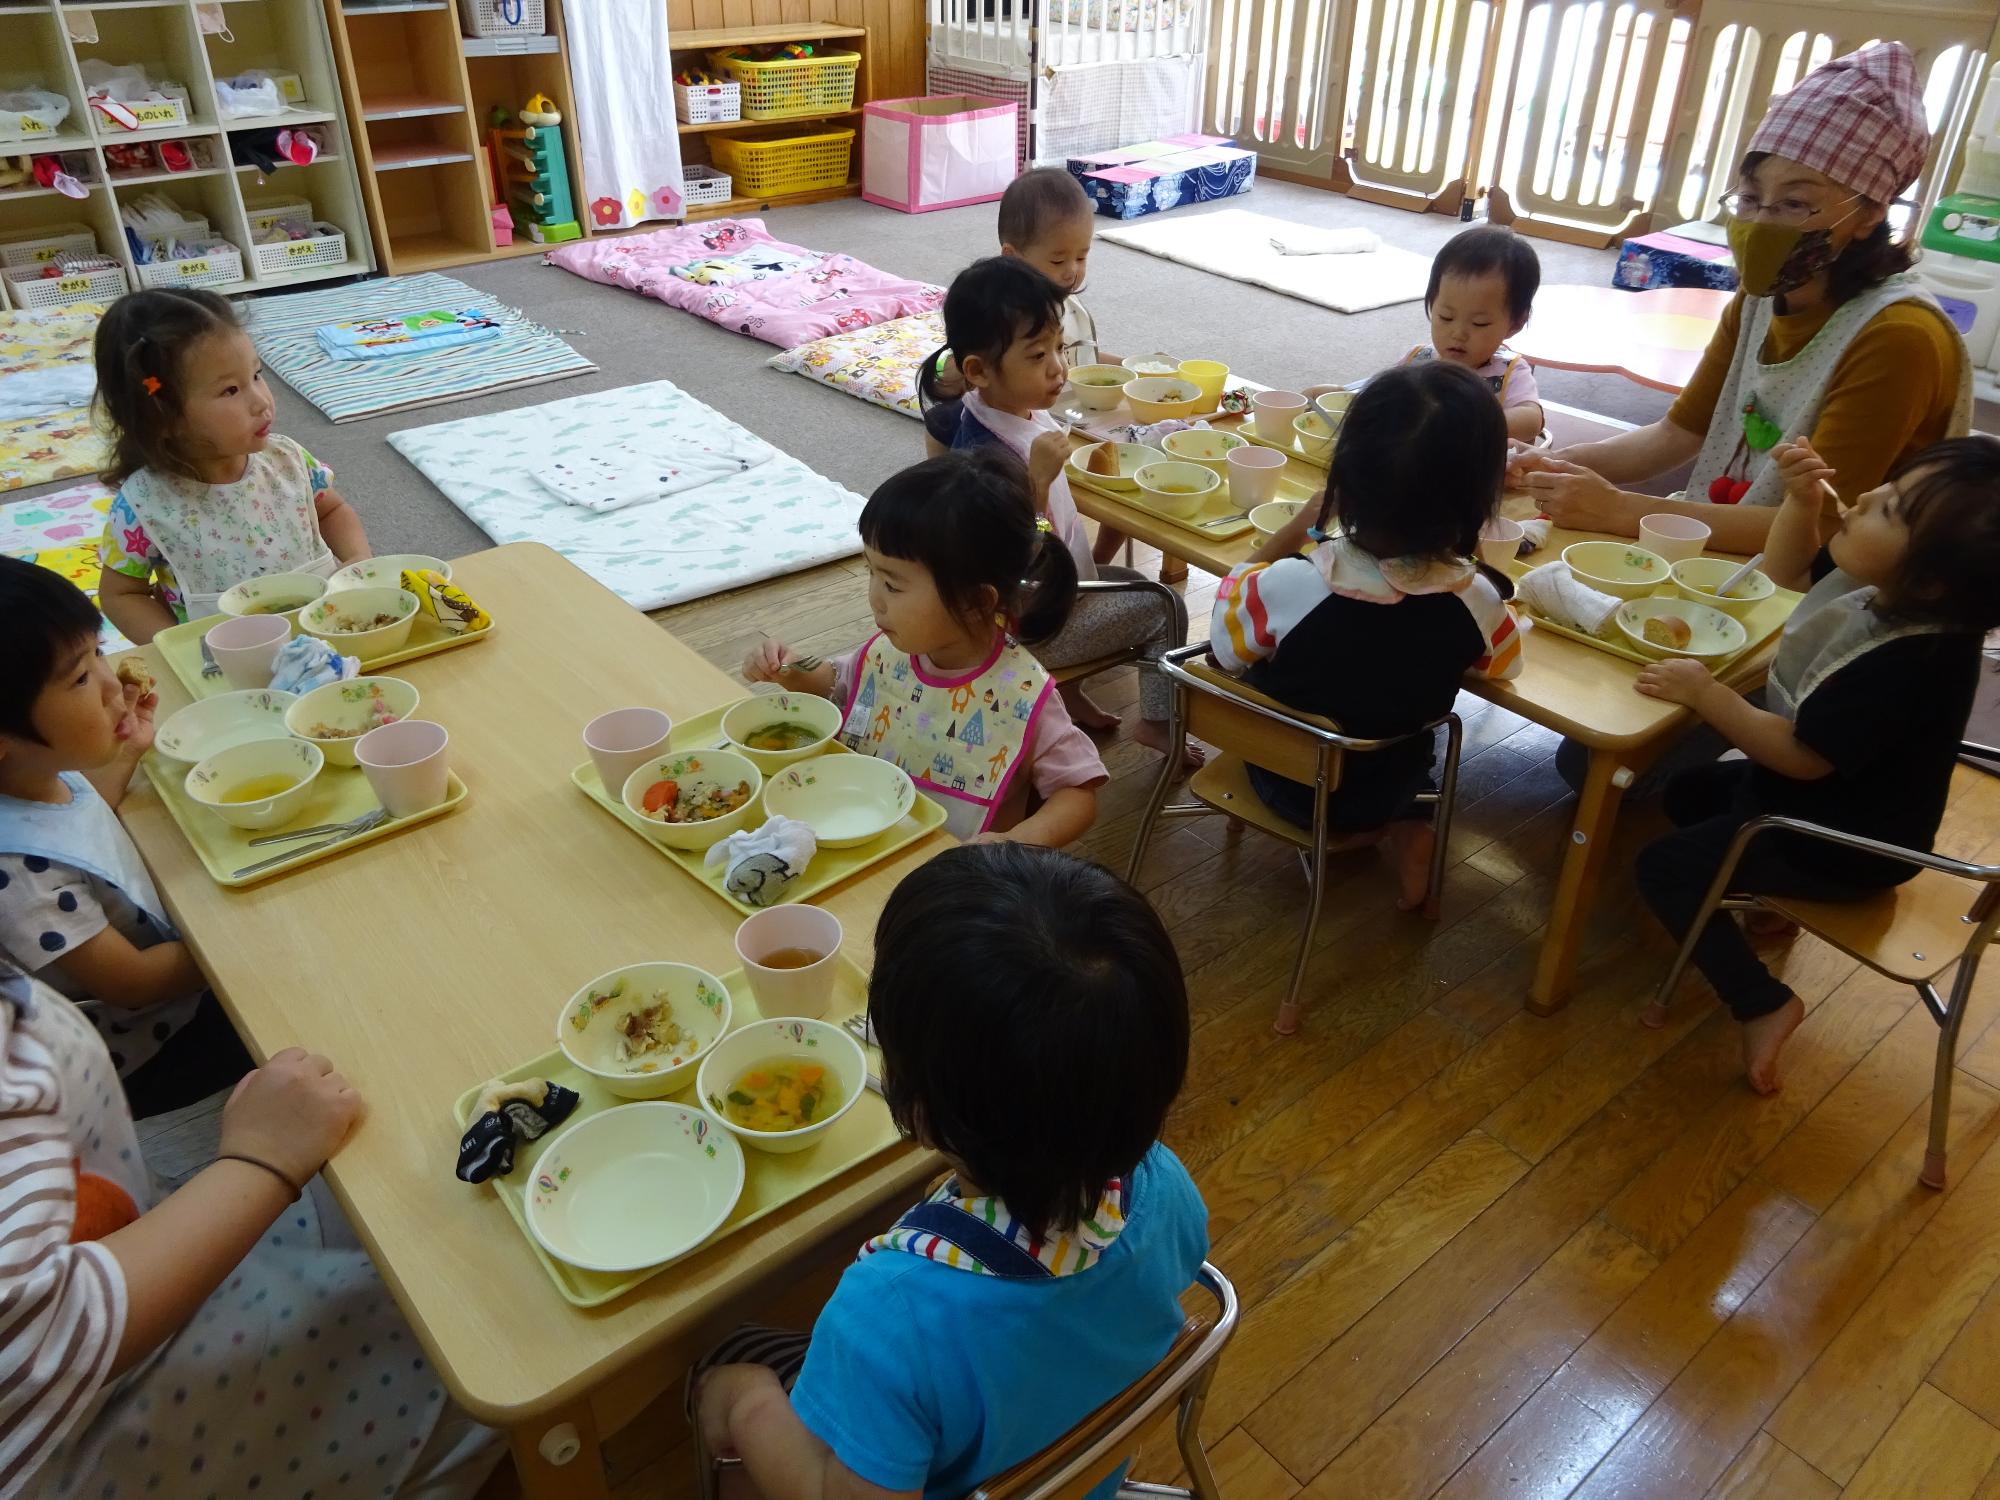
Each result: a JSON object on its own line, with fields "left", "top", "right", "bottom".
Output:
{"left": 530, "top": 434, "right": 776, "bottom": 514}
{"left": 314, "top": 310, "right": 504, "bottom": 363}
{"left": 0, "top": 366, "right": 94, "bottom": 420}
{"left": 1515, "top": 561, "right": 1622, "bottom": 637}
{"left": 1268, "top": 226, "right": 1381, "bottom": 256}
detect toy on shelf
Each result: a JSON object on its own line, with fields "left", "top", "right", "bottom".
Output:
{"left": 487, "top": 94, "right": 581, "bottom": 245}
{"left": 0, "top": 153, "right": 89, "bottom": 198}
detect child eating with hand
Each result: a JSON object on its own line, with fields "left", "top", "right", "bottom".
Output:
{"left": 93, "top": 288, "right": 370, "bottom": 644}
{"left": 0, "top": 558, "right": 249, "bottom": 1115}
{"left": 693, "top": 841, "right": 1206, "bottom": 1500}
{"left": 1632, "top": 434, "right": 2000, "bottom": 1096}
{"left": 1402, "top": 225, "right": 1544, "bottom": 443}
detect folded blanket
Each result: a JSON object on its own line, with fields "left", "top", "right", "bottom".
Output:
{"left": 530, "top": 434, "right": 775, "bottom": 514}
{"left": 1268, "top": 226, "right": 1381, "bottom": 256}
{"left": 314, "top": 310, "right": 503, "bottom": 363}
{"left": 1515, "top": 561, "right": 1621, "bottom": 637}
{"left": 0, "top": 366, "right": 94, "bottom": 420}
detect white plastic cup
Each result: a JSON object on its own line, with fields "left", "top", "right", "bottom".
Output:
{"left": 1226, "top": 445, "right": 1287, "bottom": 508}
{"left": 205, "top": 614, "right": 290, "bottom": 689}
{"left": 733, "top": 905, "right": 843, "bottom": 1020}
{"left": 1639, "top": 513, "right": 1711, "bottom": 563}
{"left": 1252, "top": 389, "right": 1308, "bottom": 441}
{"left": 584, "top": 707, "right": 673, "bottom": 795}
{"left": 1476, "top": 517, "right": 1526, "bottom": 569}
{"left": 355, "top": 718, "right": 450, "bottom": 819}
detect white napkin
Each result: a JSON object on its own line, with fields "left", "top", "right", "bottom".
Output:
{"left": 1518, "top": 517, "right": 1553, "bottom": 554}
{"left": 1515, "top": 561, "right": 1621, "bottom": 637}
{"left": 532, "top": 435, "right": 774, "bottom": 514}
{"left": 1268, "top": 226, "right": 1381, "bottom": 256}
{"left": 703, "top": 813, "right": 818, "bottom": 907}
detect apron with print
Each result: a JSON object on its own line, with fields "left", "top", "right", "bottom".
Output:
{"left": 1402, "top": 343, "right": 1527, "bottom": 401}
{"left": 1685, "top": 277, "right": 1972, "bottom": 511}
{"left": 838, "top": 631, "right": 1054, "bottom": 838}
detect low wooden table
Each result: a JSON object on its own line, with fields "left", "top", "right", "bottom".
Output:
{"left": 1507, "top": 283, "right": 1732, "bottom": 394}
{"left": 118, "top": 543, "right": 949, "bottom": 1499}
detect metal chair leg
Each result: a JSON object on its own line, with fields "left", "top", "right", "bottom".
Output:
{"left": 1921, "top": 947, "right": 1988, "bottom": 1190}
{"left": 1423, "top": 715, "right": 1463, "bottom": 920}
{"left": 1175, "top": 1366, "right": 1222, "bottom": 1500}
{"left": 1277, "top": 761, "right": 1332, "bottom": 1037}
{"left": 1646, "top": 818, "right": 1765, "bottom": 1028}
{"left": 1127, "top": 686, "right": 1188, "bottom": 885}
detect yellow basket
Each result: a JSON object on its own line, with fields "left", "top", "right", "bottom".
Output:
{"left": 707, "top": 129, "right": 855, "bottom": 198}
{"left": 707, "top": 50, "right": 860, "bottom": 120}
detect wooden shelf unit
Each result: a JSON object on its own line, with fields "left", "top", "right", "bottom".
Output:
{"left": 0, "top": 0, "right": 373, "bottom": 305}
{"left": 321, "top": 0, "right": 587, "bottom": 274}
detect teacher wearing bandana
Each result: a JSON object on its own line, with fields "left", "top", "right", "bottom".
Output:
{"left": 1513, "top": 42, "right": 1971, "bottom": 552}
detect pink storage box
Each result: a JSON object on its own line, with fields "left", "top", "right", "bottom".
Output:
{"left": 862, "top": 94, "right": 1019, "bottom": 214}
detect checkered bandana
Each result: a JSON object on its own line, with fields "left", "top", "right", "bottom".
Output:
{"left": 1747, "top": 40, "right": 1930, "bottom": 204}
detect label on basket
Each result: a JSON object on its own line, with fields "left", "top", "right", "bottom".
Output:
{"left": 55, "top": 276, "right": 89, "bottom": 293}
{"left": 131, "top": 102, "right": 183, "bottom": 126}
{"left": 284, "top": 240, "right": 318, "bottom": 258}
{"left": 177, "top": 259, "right": 211, "bottom": 277}
{"left": 32, "top": 245, "right": 63, "bottom": 262}
{"left": 18, "top": 116, "right": 47, "bottom": 135}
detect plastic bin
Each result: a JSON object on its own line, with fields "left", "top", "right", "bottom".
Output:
{"left": 0, "top": 221, "right": 101, "bottom": 270}
{"left": 675, "top": 81, "right": 741, "bottom": 125}
{"left": 243, "top": 195, "right": 315, "bottom": 238}
{"left": 862, "top": 95, "right": 1018, "bottom": 213}
{"left": 250, "top": 222, "right": 348, "bottom": 277}
{"left": 707, "top": 129, "right": 854, "bottom": 197}
{"left": 457, "top": 0, "right": 545, "bottom": 38}
{"left": 708, "top": 50, "right": 860, "bottom": 120}
{"left": 137, "top": 241, "right": 245, "bottom": 291}
{"left": 88, "top": 86, "right": 192, "bottom": 135}
{"left": 681, "top": 168, "right": 734, "bottom": 208}
{"left": 4, "top": 260, "right": 129, "bottom": 310}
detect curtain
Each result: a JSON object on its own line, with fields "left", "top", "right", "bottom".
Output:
{"left": 564, "top": 0, "right": 687, "bottom": 228}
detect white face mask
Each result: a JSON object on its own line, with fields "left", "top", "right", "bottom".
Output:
{"left": 196, "top": 3, "right": 234, "bottom": 41}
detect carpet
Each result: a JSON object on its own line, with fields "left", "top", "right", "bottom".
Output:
{"left": 0, "top": 480, "right": 129, "bottom": 650}
{"left": 387, "top": 379, "right": 865, "bottom": 611}
{"left": 0, "top": 305, "right": 109, "bottom": 491}
{"left": 1100, "top": 207, "right": 1434, "bottom": 314}
{"left": 245, "top": 272, "right": 595, "bottom": 423}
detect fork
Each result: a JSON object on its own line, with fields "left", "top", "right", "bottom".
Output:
{"left": 247, "top": 806, "right": 390, "bottom": 847}
{"left": 840, "top": 1015, "right": 884, "bottom": 1095}
{"left": 199, "top": 638, "right": 223, "bottom": 678}
{"left": 1201, "top": 511, "right": 1249, "bottom": 530}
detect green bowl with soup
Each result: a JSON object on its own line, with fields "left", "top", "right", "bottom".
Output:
{"left": 719, "top": 691, "right": 844, "bottom": 772}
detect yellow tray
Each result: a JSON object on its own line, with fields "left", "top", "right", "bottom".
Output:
{"left": 1209, "top": 409, "right": 1333, "bottom": 469}
{"left": 1513, "top": 580, "right": 1801, "bottom": 671}
{"left": 1068, "top": 464, "right": 1255, "bottom": 539}
{"left": 451, "top": 957, "right": 899, "bottom": 1308}
{"left": 571, "top": 702, "right": 947, "bottom": 917}
{"left": 140, "top": 756, "right": 468, "bottom": 886}
{"left": 155, "top": 608, "right": 494, "bottom": 701}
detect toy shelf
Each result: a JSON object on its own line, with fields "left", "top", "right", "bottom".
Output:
{"left": 0, "top": 0, "right": 373, "bottom": 303}
{"left": 322, "top": 0, "right": 585, "bottom": 272}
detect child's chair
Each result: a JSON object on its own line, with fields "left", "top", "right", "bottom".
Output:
{"left": 1647, "top": 780, "right": 2000, "bottom": 1189}
{"left": 1127, "top": 643, "right": 1464, "bottom": 1036}
{"left": 1050, "top": 576, "right": 1190, "bottom": 696}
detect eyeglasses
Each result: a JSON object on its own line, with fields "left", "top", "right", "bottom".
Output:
{"left": 1719, "top": 190, "right": 1861, "bottom": 227}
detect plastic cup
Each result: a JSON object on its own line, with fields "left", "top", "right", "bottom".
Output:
{"left": 1476, "top": 517, "right": 1525, "bottom": 569}
{"left": 733, "top": 905, "right": 843, "bottom": 1020}
{"left": 355, "top": 719, "right": 450, "bottom": 819}
{"left": 1639, "top": 513, "right": 1711, "bottom": 563}
{"left": 1252, "top": 389, "right": 1308, "bottom": 441}
{"left": 1226, "top": 445, "right": 1287, "bottom": 508}
{"left": 204, "top": 614, "right": 290, "bottom": 690}
{"left": 584, "top": 707, "right": 673, "bottom": 795}
{"left": 1178, "top": 359, "right": 1229, "bottom": 407}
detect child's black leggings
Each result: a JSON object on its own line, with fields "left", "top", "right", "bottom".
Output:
{"left": 1634, "top": 762, "right": 1888, "bottom": 1021}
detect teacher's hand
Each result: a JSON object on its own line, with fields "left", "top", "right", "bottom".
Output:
{"left": 1522, "top": 459, "right": 1632, "bottom": 533}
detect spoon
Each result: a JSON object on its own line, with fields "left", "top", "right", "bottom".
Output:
{"left": 1711, "top": 551, "right": 1765, "bottom": 599}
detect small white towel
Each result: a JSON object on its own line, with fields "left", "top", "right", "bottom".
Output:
{"left": 1267, "top": 227, "right": 1381, "bottom": 257}
{"left": 703, "top": 813, "right": 818, "bottom": 907}
{"left": 1515, "top": 561, "right": 1622, "bottom": 638}
{"left": 0, "top": 366, "right": 93, "bottom": 420}
{"left": 1518, "top": 517, "right": 1553, "bottom": 554}
{"left": 531, "top": 435, "right": 775, "bottom": 514}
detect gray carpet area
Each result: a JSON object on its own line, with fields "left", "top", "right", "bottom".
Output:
{"left": 10, "top": 180, "right": 1672, "bottom": 560}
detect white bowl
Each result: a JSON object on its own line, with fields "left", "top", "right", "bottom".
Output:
{"left": 525, "top": 1102, "right": 745, "bottom": 1272}
{"left": 696, "top": 1016, "right": 867, "bottom": 1155}
{"left": 1615, "top": 597, "right": 1749, "bottom": 662}
{"left": 1293, "top": 411, "right": 1336, "bottom": 459}
{"left": 1160, "top": 427, "right": 1247, "bottom": 480}
{"left": 620, "top": 747, "right": 763, "bottom": 850}
{"left": 284, "top": 676, "right": 420, "bottom": 769}
{"left": 154, "top": 688, "right": 296, "bottom": 769}
{"left": 1562, "top": 540, "right": 1671, "bottom": 601}
{"left": 762, "top": 755, "right": 915, "bottom": 848}
{"left": 1121, "top": 352, "right": 1181, "bottom": 377}
{"left": 183, "top": 736, "right": 324, "bottom": 831}
{"left": 328, "top": 553, "right": 452, "bottom": 591}
{"left": 299, "top": 586, "right": 420, "bottom": 663}
{"left": 1124, "top": 376, "right": 1205, "bottom": 423}
{"left": 1312, "top": 388, "right": 1354, "bottom": 429}
{"left": 1250, "top": 500, "right": 1305, "bottom": 536}
{"left": 555, "top": 961, "right": 734, "bottom": 1100}
{"left": 1670, "top": 556, "right": 1777, "bottom": 620}
{"left": 1133, "top": 460, "right": 1220, "bottom": 520}
{"left": 1064, "top": 363, "right": 1136, "bottom": 411}
{"left": 1066, "top": 441, "right": 1154, "bottom": 493}
{"left": 719, "top": 691, "right": 844, "bottom": 772}
{"left": 217, "top": 571, "right": 329, "bottom": 634}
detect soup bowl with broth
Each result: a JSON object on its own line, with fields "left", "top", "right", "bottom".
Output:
{"left": 1133, "top": 460, "right": 1221, "bottom": 519}
{"left": 696, "top": 1016, "right": 866, "bottom": 1154}
{"left": 719, "top": 691, "right": 844, "bottom": 772}
{"left": 184, "top": 737, "right": 325, "bottom": 831}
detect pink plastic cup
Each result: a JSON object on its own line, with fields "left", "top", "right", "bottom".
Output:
{"left": 1226, "top": 445, "right": 1287, "bottom": 508}
{"left": 1639, "top": 513, "right": 1711, "bottom": 563}
{"left": 204, "top": 614, "right": 290, "bottom": 690}
{"left": 355, "top": 719, "right": 450, "bottom": 818}
{"left": 1252, "top": 389, "right": 1308, "bottom": 442}
{"left": 1476, "top": 517, "right": 1526, "bottom": 569}
{"left": 584, "top": 707, "right": 673, "bottom": 795}
{"left": 734, "top": 905, "right": 844, "bottom": 1020}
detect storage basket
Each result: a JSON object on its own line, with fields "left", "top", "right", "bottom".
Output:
{"left": 129, "top": 211, "right": 212, "bottom": 261}
{"left": 681, "top": 168, "right": 733, "bottom": 208}
{"left": 250, "top": 222, "right": 347, "bottom": 277}
{"left": 243, "top": 195, "right": 315, "bottom": 238}
{"left": 4, "top": 260, "right": 129, "bottom": 310}
{"left": 674, "top": 80, "right": 741, "bottom": 125}
{"left": 88, "top": 86, "right": 192, "bottom": 134}
{"left": 708, "top": 50, "right": 860, "bottom": 120}
{"left": 137, "top": 241, "right": 245, "bottom": 291}
{"left": 707, "top": 129, "right": 854, "bottom": 198}
{"left": 0, "top": 88, "right": 72, "bottom": 143}
{"left": 457, "top": 0, "right": 545, "bottom": 38}
{"left": 0, "top": 221, "right": 101, "bottom": 270}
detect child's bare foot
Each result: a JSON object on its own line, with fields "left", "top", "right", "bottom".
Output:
{"left": 1059, "top": 682, "right": 1121, "bottom": 733}
{"left": 1381, "top": 819, "right": 1436, "bottom": 915}
{"left": 1744, "top": 909, "right": 1801, "bottom": 939}
{"left": 1133, "top": 717, "right": 1206, "bottom": 774}
{"left": 1741, "top": 993, "right": 1805, "bottom": 1095}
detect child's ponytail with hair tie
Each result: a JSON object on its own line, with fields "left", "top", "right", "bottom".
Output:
{"left": 917, "top": 343, "right": 952, "bottom": 409}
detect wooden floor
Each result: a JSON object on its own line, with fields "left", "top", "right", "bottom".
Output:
{"left": 588, "top": 538, "right": 2000, "bottom": 1500}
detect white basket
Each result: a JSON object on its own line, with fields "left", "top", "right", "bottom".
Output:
{"left": 250, "top": 222, "right": 347, "bottom": 277}
{"left": 244, "top": 195, "right": 315, "bottom": 238}
{"left": 0, "top": 92, "right": 72, "bottom": 144}
{"left": 0, "top": 221, "right": 101, "bottom": 270}
{"left": 137, "top": 241, "right": 245, "bottom": 291}
{"left": 88, "top": 86, "right": 192, "bottom": 135}
{"left": 129, "top": 211, "right": 212, "bottom": 261}
{"left": 4, "top": 261, "right": 129, "bottom": 310}
{"left": 457, "top": 0, "right": 545, "bottom": 38}
{"left": 674, "top": 81, "right": 741, "bottom": 125}
{"left": 682, "top": 168, "right": 733, "bottom": 207}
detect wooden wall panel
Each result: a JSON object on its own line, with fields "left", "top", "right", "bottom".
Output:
{"left": 663, "top": 0, "right": 924, "bottom": 98}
